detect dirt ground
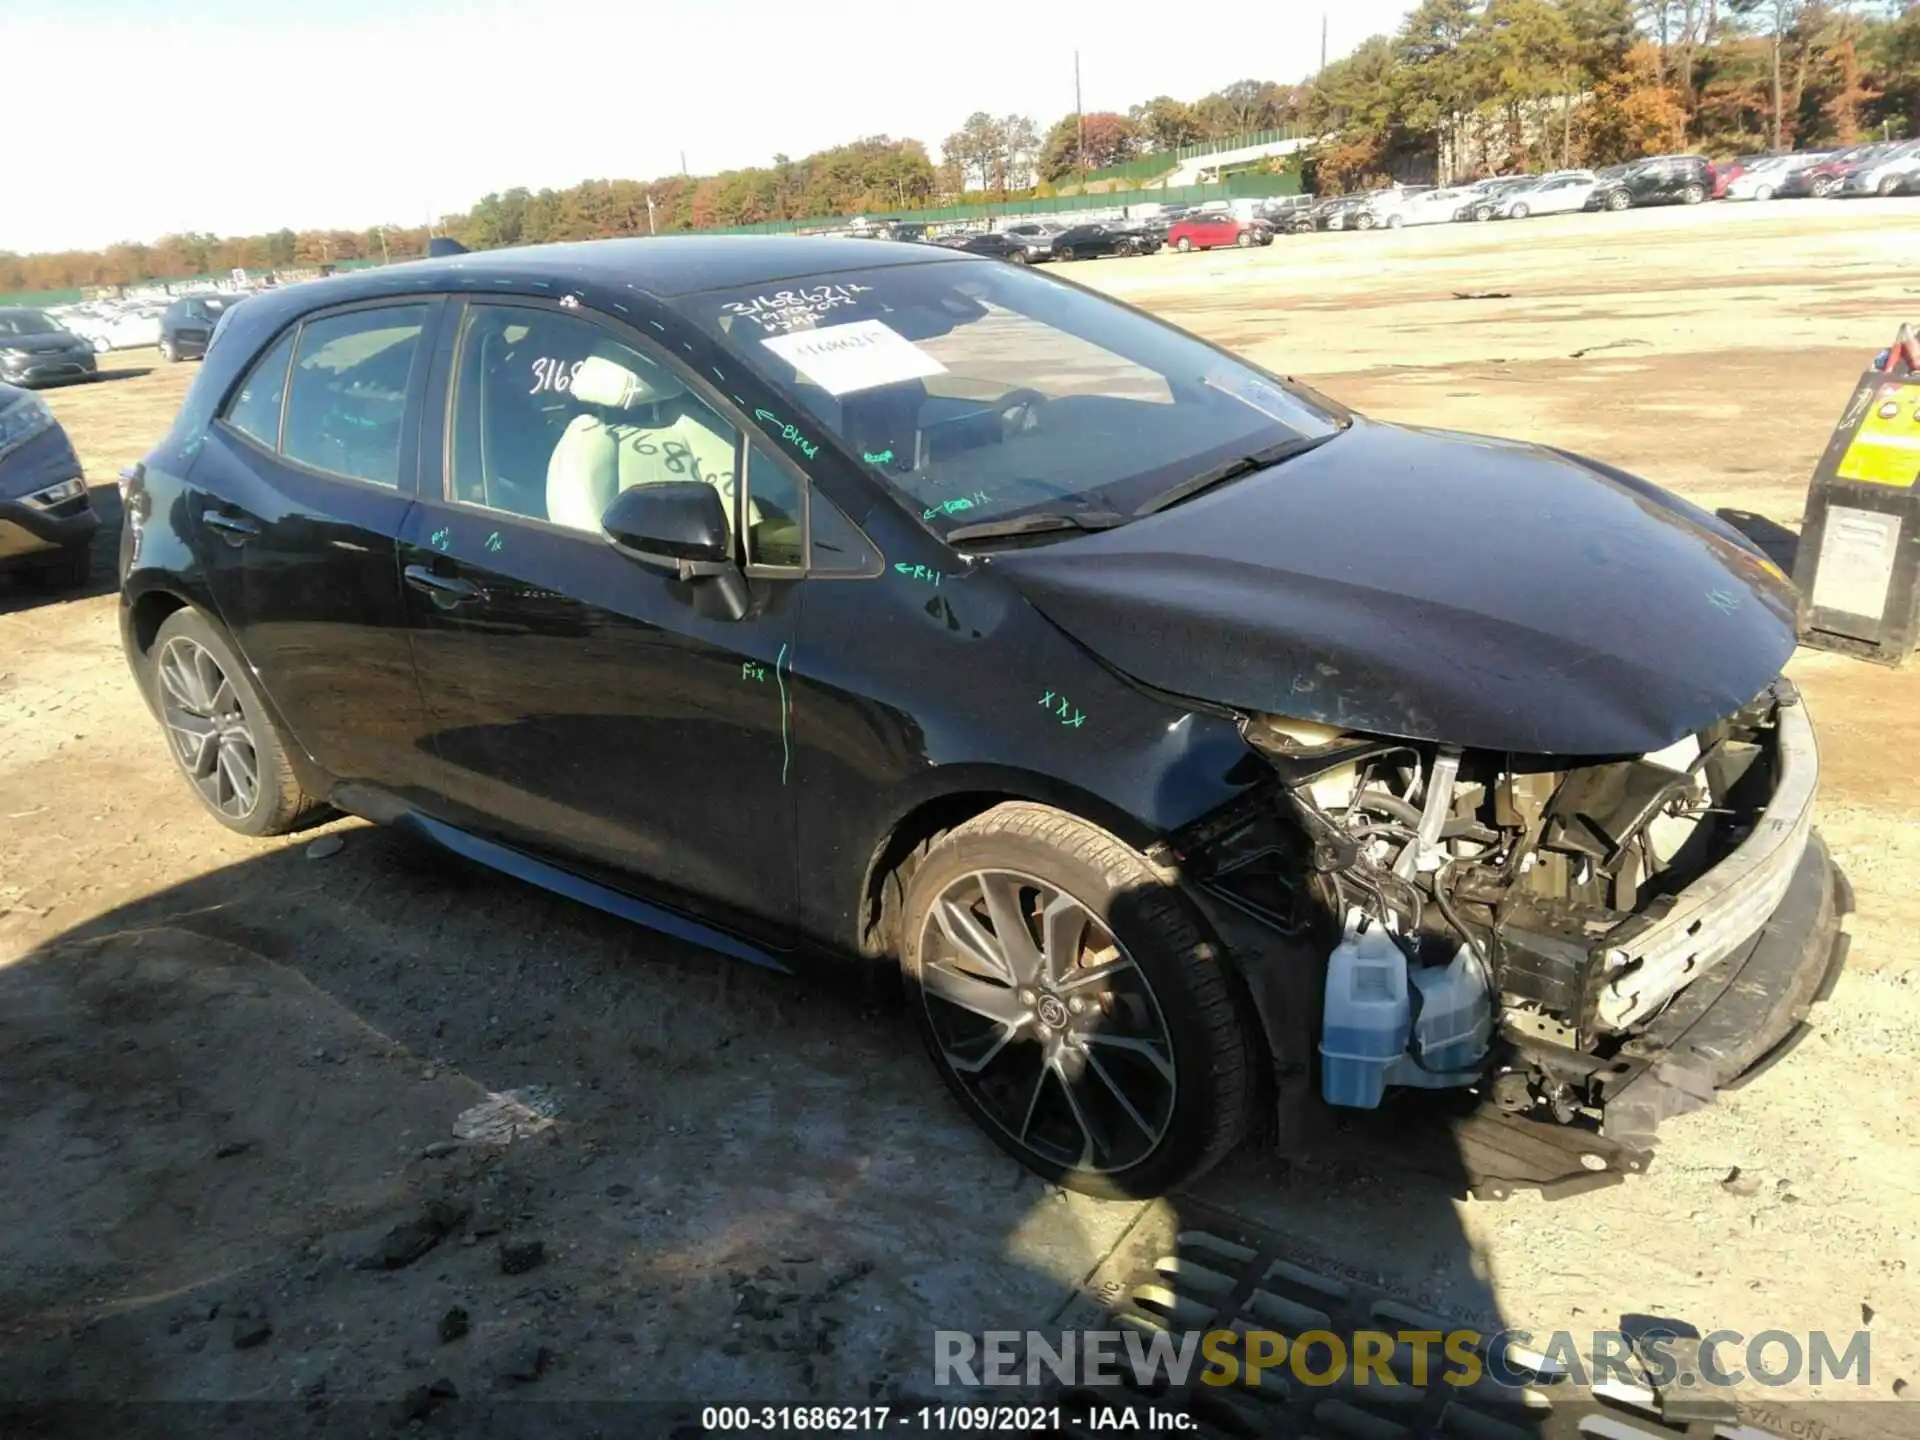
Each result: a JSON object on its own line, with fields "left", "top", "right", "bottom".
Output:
{"left": 2, "top": 200, "right": 1916, "bottom": 1432}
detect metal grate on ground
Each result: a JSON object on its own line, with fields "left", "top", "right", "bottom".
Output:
{"left": 1036, "top": 1195, "right": 1843, "bottom": 1440}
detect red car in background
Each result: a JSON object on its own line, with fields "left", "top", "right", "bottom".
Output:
{"left": 1713, "top": 154, "right": 1768, "bottom": 198}
{"left": 1166, "top": 213, "right": 1273, "bottom": 251}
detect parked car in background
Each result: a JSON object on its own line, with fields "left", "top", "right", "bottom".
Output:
{"left": 1584, "top": 154, "right": 1715, "bottom": 210}
{"left": 0, "top": 309, "right": 99, "bottom": 388}
{"left": 1167, "top": 213, "right": 1271, "bottom": 250}
{"left": 1352, "top": 185, "right": 1435, "bottom": 229}
{"left": 1252, "top": 196, "right": 1314, "bottom": 231}
{"left": 159, "top": 293, "right": 246, "bottom": 362}
{"left": 1496, "top": 170, "right": 1599, "bottom": 218}
{"left": 1837, "top": 138, "right": 1920, "bottom": 196}
{"left": 1048, "top": 223, "right": 1144, "bottom": 261}
{"left": 0, "top": 383, "right": 96, "bottom": 588}
{"left": 1377, "top": 187, "right": 1475, "bottom": 227}
{"left": 1457, "top": 177, "right": 1532, "bottom": 221}
{"left": 1317, "top": 195, "right": 1376, "bottom": 231}
{"left": 937, "top": 232, "right": 1030, "bottom": 263}
{"left": 1775, "top": 145, "right": 1877, "bottom": 198}
{"left": 1723, "top": 152, "right": 1823, "bottom": 200}
{"left": 1000, "top": 222, "right": 1065, "bottom": 260}
{"left": 55, "top": 302, "right": 164, "bottom": 354}
{"left": 1712, "top": 154, "right": 1770, "bottom": 199}
{"left": 1108, "top": 223, "right": 1164, "bottom": 255}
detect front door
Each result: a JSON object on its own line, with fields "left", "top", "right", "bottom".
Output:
{"left": 398, "top": 298, "right": 802, "bottom": 938}
{"left": 187, "top": 300, "right": 439, "bottom": 789}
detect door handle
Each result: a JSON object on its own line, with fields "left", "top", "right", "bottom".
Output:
{"left": 201, "top": 510, "right": 260, "bottom": 540}
{"left": 403, "top": 564, "right": 481, "bottom": 603}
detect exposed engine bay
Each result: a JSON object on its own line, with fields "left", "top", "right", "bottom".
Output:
{"left": 1175, "top": 678, "right": 1820, "bottom": 1140}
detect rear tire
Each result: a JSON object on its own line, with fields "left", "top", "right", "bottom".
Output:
{"left": 1176, "top": 236, "right": 1192, "bottom": 252}
{"left": 146, "top": 607, "right": 327, "bottom": 838}
{"left": 900, "top": 802, "right": 1258, "bottom": 1198}
{"left": 158, "top": 337, "right": 177, "bottom": 363}
{"left": 1877, "top": 175, "right": 1901, "bottom": 196}
{"left": 1811, "top": 176, "right": 1837, "bottom": 198}
{"left": 1681, "top": 183, "right": 1706, "bottom": 205}
{"left": 1355, "top": 213, "right": 1376, "bottom": 231}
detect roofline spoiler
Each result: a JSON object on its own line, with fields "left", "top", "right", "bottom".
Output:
{"left": 427, "top": 237, "right": 470, "bottom": 258}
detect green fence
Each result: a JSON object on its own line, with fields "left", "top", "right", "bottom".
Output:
{"left": 0, "top": 288, "right": 83, "bottom": 309}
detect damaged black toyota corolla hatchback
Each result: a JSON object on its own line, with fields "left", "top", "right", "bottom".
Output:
{"left": 119, "top": 237, "right": 1847, "bottom": 1198}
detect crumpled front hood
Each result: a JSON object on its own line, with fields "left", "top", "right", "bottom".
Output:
{"left": 989, "top": 419, "right": 1797, "bottom": 756}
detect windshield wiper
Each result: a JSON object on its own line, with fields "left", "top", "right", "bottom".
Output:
{"left": 1133, "top": 432, "right": 1339, "bottom": 517}
{"left": 945, "top": 508, "right": 1129, "bottom": 544}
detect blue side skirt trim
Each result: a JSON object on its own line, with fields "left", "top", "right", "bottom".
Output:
{"left": 402, "top": 813, "right": 793, "bottom": 974}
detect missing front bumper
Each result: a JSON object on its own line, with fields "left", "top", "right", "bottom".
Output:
{"left": 1594, "top": 829, "right": 1849, "bottom": 1150}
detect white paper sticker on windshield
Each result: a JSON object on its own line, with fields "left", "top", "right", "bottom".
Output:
{"left": 1204, "top": 371, "right": 1297, "bottom": 422}
{"left": 762, "top": 319, "right": 947, "bottom": 396}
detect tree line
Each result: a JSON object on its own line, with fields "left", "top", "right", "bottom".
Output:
{"left": 1310, "top": 0, "right": 1918, "bottom": 190}
{"left": 4, "top": 2, "right": 1916, "bottom": 296}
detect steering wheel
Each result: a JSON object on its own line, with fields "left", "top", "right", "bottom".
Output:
{"left": 994, "top": 388, "right": 1049, "bottom": 442}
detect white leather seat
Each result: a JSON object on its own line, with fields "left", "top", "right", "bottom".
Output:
{"left": 545, "top": 352, "right": 742, "bottom": 535}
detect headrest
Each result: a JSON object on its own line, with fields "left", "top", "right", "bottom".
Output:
{"left": 570, "top": 351, "right": 684, "bottom": 409}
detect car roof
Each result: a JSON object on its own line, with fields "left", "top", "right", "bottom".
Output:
{"left": 240, "top": 237, "right": 978, "bottom": 322}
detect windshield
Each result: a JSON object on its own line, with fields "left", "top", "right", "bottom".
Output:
{"left": 684, "top": 260, "right": 1339, "bottom": 536}
{"left": 0, "top": 311, "right": 61, "bottom": 337}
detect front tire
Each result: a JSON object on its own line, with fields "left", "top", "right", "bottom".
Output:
{"left": 1681, "top": 183, "right": 1706, "bottom": 205}
{"left": 900, "top": 803, "right": 1258, "bottom": 1198}
{"left": 1811, "top": 175, "right": 1837, "bottom": 198}
{"left": 146, "top": 608, "right": 326, "bottom": 837}
{"left": 1754, "top": 183, "right": 1774, "bottom": 202}
{"left": 1354, "top": 213, "right": 1376, "bottom": 231}
{"left": 1877, "top": 175, "right": 1901, "bottom": 196}
{"left": 1605, "top": 189, "right": 1630, "bottom": 211}
{"left": 1176, "top": 236, "right": 1192, "bottom": 252}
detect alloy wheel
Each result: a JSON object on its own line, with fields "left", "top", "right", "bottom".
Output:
{"left": 917, "top": 870, "right": 1176, "bottom": 1175}
{"left": 156, "top": 636, "right": 261, "bottom": 820}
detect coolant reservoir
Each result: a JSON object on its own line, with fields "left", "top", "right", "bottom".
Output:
{"left": 1385, "top": 946, "right": 1492, "bottom": 1088}
{"left": 1319, "top": 911, "right": 1410, "bottom": 1109}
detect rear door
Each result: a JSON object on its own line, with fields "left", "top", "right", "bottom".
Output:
{"left": 187, "top": 299, "right": 440, "bottom": 789}
{"left": 396, "top": 297, "right": 808, "bottom": 939}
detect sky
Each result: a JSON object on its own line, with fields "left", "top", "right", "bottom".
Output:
{"left": 6, "top": 0, "right": 1418, "bottom": 255}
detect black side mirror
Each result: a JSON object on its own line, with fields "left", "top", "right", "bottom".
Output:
{"left": 601, "top": 482, "right": 733, "bottom": 580}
